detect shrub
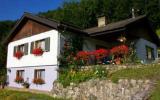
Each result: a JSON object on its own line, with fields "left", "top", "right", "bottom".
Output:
{"left": 58, "top": 66, "right": 108, "bottom": 87}
{"left": 76, "top": 51, "right": 90, "bottom": 65}
{"left": 110, "top": 45, "right": 129, "bottom": 56}
{"left": 93, "top": 49, "right": 109, "bottom": 59}
{"left": 0, "top": 68, "right": 7, "bottom": 88}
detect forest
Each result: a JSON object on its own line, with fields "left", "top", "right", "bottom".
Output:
{"left": 0, "top": 0, "right": 160, "bottom": 66}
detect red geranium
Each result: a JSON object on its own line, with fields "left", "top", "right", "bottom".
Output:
{"left": 111, "top": 45, "right": 129, "bottom": 56}
{"left": 77, "top": 51, "right": 89, "bottom": 61}
{"left": 32, "top": 48, "right": 44, "bottom": 56}
{"left": 14, "top": 51, "right": 23, "bottom": 59}
{"left": 93, "top": 49, "right": 109, "bottom": 59}
{"left": 33, "top": 78, "right": 45, "bottom": 85}
{"left": 15, "top": 76, "right": 24, "bottom": 83}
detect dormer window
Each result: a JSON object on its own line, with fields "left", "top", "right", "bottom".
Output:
{"left": 31, "top": 37, "right": 50, "bottom": 54}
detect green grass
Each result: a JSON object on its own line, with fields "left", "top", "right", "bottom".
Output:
{"left": 150, "top": 80, "right": 160, "bottom": 100}
{"left": 109, "top": 64, "right": 160, "bottom": 83}
{"left": 109, "top": 64, "right": 160, "bottom": 100}
{"left": 0, "top": 89, "right": 65, "bottom": 100}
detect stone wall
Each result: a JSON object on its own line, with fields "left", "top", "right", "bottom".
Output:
{"left": 51, "top": 79, "right": 153, "bottom": 100}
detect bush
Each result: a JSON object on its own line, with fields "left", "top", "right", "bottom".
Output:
{"left": 58, "top": 66, "right": 108, "bottom": 87}
{"left": 0, "top": 68, "right": 7, "bottom": 88}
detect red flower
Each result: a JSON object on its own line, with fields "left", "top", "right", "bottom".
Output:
{"left": 14, "top": 51, "right": 23, "bottom": 59}
{"left": 93, "top": 49, "right": 109, "bottom": 59}
{"left": 111, "top": 45, "right": 129, "bottom": 56}
{"left": 33, "top": 78, "right": 45, "bottom": 85}
{"left": 77, "top": 51, "right": 89, "bottom": 61}
{"left": 15, "top": 76, "right": 24, "bottom": 83}
{"left": 32, "top": 48, "right": 44, "bottom": 56}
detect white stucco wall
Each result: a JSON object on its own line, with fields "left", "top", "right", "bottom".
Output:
{"left": 7, "top": 29, "right": 60, "bottom": 91}
{"left": 7, "top": 30, "right": 59, "bottom": 68}
{"left": 8, "top": 66, "right": 58, "bottom": 91}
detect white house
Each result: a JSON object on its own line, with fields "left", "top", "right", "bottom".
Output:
{"left": 4, "top": 13, "right": 160, "bottom": 91}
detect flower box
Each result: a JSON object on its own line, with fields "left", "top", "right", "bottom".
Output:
{"left": 14, "top": 51, "right": 23, "bottom": 59}
{"left": 32, "top": 48, "right": 44, "bottom": 56}
{"left": 15, "top": 76, "right": 24, "bottom": 83}
{"left": 33, "top": 78, "right": 45, "bottom": 85}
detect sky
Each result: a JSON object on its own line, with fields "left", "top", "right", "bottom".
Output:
{"left": 0, "top": 0, "right": 64, "bottom": 21}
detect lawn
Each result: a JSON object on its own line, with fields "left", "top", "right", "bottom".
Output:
{"left": 109, "top": 64, "right": 160, "bottom": 100}
{"left": 0, "top": 89, "right": 65, "bottom": 100}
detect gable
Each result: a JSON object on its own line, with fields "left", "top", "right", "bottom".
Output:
{"left": 11, "top": 19, "right": 52, "bottom": 42}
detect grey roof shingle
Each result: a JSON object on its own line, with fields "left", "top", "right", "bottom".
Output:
{"left": 84, "top": 15, "right": 146, "bottom": 34}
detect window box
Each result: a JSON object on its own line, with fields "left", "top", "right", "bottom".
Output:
{"left": 14, "top": 51, "right": 24, "bottom": 59}
{"left": 13, "top": 43, "right": 28, "bottom": 59}
{"left": 15, "top": 70, "right": 24, "bottom": 83}
{"left": 33, "top": 78, "right": 45, "bottom": 85}
{"left": 30, "top": 38, "right": 50, "bottom": 55}
{"left": 33, "top": 69, "right": 45, "bottom": 85}
{"left": 15, "top": 76, "right": 24, "bottom": 83}
{"left": 32, "top": 48, "right": 44, "bottom": 56}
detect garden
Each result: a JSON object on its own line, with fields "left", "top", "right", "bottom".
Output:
{"left": 57, "top": 36, "right": 140, "bottom": 87}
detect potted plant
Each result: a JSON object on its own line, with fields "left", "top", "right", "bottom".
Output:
{"left": 22, "top": 81, "right": 30, "bottom": 88}
{"left": 15, "top": 76, "right": 24, "bottom": 83}
{"left": 32, "top": 48, "right": 44, "bottom": 56}
{"left": 33, "top": 78, "right": 45, "bottom": 85}
{"left": 14, "top": 51, "right": 23, "bottom": 59}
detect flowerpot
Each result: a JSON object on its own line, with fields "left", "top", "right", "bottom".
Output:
{"left": 115, "top": 58, "right": 121, "bottom": 65}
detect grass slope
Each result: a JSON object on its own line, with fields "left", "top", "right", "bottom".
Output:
{"left": 0, "top": 89, "right": 65, "bottom": 100}
{"left": 109, "top": 64, "right": 160, "bottom": 100}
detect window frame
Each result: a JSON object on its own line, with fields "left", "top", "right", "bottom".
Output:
{"left": 146, "top": 46, "right": 155, "bottom": 60}
{"left": 13, "top": 43, "right": 28, "bottom": 56}
{"left": 34, "top": 69, "right": 45, "bottom": 80}
{"left": 31, "top": 37, "right": 50, "bottom": 53}
{"left": 16, "top": 70, "right": 24, "bottom": 78}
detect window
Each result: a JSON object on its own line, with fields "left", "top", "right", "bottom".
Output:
{"left": 13, "top": 43, "right": 28, "bottom": 56}
{"left": 158, "top": 49, "right": 160, "bottom": 58}
{"left": 34, "top": 69, "right": 45, "bottom": 80}
{"left": 16, "top": 70, "right": 24, "bottom": 79}
{"left": 31, "top": 37, "right": 50, "bottom": 53}
{"left": 146, "top": 46, "right": 155, "bottom": 60}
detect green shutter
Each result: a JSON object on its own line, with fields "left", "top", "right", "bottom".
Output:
{"left": 30, "top": 42, "right": 34, "bottom": 54}
{"left": 24, "top": 43, "right": 28, "bottom": 55}
{"left": 13, "top": 46, "right": 16, "bottom": 56}
{"left": 45, "top": 37, "right": 50, "bottom": 52}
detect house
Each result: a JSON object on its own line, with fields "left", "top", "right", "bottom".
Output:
{"left": 4, "top": 13, "right": 160, "bottom": 91}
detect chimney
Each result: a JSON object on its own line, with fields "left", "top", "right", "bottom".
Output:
{"left": 97, "top": 16, "right": 107, "bottom": 27}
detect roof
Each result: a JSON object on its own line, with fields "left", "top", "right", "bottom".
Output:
{"left": 3, "top": 12, "right": 88, "bottom": 45}
{"left": 84, "top": 15, "right": 160, "bottom": 46}
{"left": 84, "top": 15, "right": 146, "bottom": 35}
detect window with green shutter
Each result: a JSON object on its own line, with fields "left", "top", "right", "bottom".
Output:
{"left": 30, "top": 37, "right": 50, "bottom": 54}
{"left": 45, "top": 37, "right": 50, "bottom": 52}
{"left": 13, "top": 43, "right": 29, "bottom": 56}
